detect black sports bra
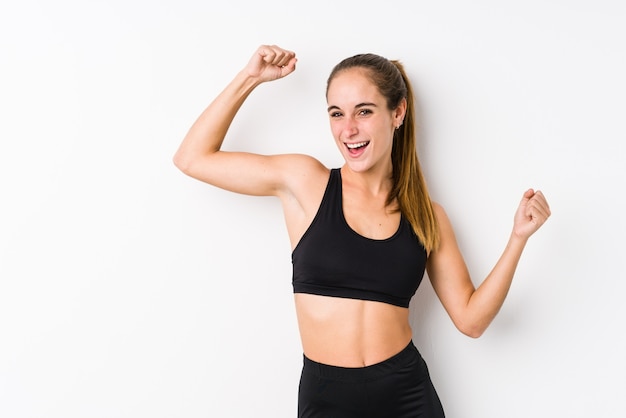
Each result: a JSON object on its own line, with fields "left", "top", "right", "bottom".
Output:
{"left": 291, "top": 169, "right": 427, "bottom": 308}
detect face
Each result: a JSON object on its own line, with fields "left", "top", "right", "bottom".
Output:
{"left": 326, "top": 68, "right": 405, "bottom": 174}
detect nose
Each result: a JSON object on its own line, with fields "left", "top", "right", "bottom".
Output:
{"left": 342, "top": 117, "right": 358, "bottom": 138}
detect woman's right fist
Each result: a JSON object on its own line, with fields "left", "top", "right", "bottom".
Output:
{"left": 245, "top": 44, "right": 297, "bottom": 82}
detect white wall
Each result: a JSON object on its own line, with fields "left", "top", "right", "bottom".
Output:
{"left": 1, "top": 0, "right": 624, "bottom": 417}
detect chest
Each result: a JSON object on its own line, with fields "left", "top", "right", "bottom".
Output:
{"left": 341, "top": 191, "right": 401, "bottom": 241}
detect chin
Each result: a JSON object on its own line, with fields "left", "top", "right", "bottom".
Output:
{"left": 343, "top": 160, "right": 373, "bottom": 173}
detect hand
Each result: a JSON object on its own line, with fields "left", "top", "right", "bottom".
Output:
{"left": 513, "top": 189, "right": 551, "bottom": 240}
{"left": 244, "top": 44, "right": 297, "bottom": 83}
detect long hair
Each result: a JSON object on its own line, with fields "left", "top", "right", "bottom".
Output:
{"left": 326, "top": 54, "right": 440, "bottom": 253}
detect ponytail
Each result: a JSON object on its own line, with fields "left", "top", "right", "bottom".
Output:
{"left": 388, "top": 61, "right": 439, "bottom": 253}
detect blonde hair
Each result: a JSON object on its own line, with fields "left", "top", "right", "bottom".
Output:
{"left": 327, "top": 54, "right": 440, "bottom": 253}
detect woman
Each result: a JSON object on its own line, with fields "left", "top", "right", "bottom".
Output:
{"left": 173, "top": 44, "right": 551, "bottom": 417}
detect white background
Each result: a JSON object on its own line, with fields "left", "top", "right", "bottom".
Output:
{"left": 1, "top": 0, "right": 625, "bottom": 417}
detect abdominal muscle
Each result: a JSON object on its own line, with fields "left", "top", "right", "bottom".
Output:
{"left": 294, "top": 293, "right": 413, "bottom": 367}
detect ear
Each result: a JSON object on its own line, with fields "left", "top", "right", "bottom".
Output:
{"left": 393, "top": 98, "right": 407, "bottom": 127}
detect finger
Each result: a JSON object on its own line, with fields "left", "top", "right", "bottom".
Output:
{"left": 533, "top": 190, "right": 551, "bottom": 210}
{"left": 520, "top": 189, "right": 535, "bottom": 205}
{"left": 277, "top": 53, "right": 296, "bottom": 68}
{"left": 279, "top": 56, "right": 298, "bottom": 76}
{"left": 271, "top": 45, "right": 295, "bottom": 66}
{"left": 258, "top": 45, "right": 277, "bottom": 63}
{"left": 526, "top": 200, "right": 550, "bottom": 225}
{"left": 260, "top": 45, "right": 295, "bottom": 67}
{"left": 528, "top": 205, "right": 548, "bottom": 223}
{"left": 529, "top": 191, "right": 551, "bottom": 216}
{"left": 526, "top": 196, "right": 548, "bottom": 215}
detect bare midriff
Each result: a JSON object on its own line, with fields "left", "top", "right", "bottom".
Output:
{"left": 294, "top": 293, "right": 413, "bottom": 367}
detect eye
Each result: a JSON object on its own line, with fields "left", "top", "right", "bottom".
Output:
{"left": 358, "top": 108, "right": 373, "bottom": 116}
{"left": 329, "top": 111, "right": 343, "bottom": 118}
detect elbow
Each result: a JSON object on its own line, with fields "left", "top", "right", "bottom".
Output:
{"left": 455, "top": 320, "right": 487, "bottom": 339}
{"left": 461, "top": 327, "right": 485, "bottom": 339}
{"left": 172, "top": 150, "right": 193, "bottom": 175}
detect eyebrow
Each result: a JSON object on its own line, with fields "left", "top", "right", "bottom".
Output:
{"left": 327, "top": 102, "right": 378, "bottom": 113}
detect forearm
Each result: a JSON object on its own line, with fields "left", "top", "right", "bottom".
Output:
{"left": 465, "top": 233, "right": 528, "bottom": 336}
{"left": 173, "top": 70, "right": 261, "bottom": 171}
{"left": 430, "top": 195, "right": 550, "bottom": 338}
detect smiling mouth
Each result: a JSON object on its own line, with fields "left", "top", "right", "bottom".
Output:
{"left": 345, "top": 141, "right": 370, "bottom": 151}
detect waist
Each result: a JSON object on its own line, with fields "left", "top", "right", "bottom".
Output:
{"left": 294, "top": 293, "right": 412, "bottom": 367}
{"left": 302, "top": 340, "right": 419, "bottom": 382}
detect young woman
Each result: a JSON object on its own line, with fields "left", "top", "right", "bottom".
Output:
{"left": 173, "top": 44, "right": 551, "bottom": 417}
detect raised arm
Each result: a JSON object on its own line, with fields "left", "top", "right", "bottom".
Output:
{"left": 173, "top": 45, "right": 315, "bottom": 197}
{"left": 427, "top": 189, "right": 551, "bottom": 338}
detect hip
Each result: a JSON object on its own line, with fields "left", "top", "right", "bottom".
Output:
{"left": 298, "top": 341, "right": 445, "bottom": 417}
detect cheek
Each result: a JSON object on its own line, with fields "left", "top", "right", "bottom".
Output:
{"left": 329, "top": 122, "right": 342, "bottom": 140}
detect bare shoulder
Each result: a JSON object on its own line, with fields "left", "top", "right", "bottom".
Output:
{"left": 274, "top": 154, "right": 331, "bottom": 248}
{"left": 430, "top": 201, "right": 459, "bottom": 254}
{"left": 432, "top": 201, "right": 445, "bottom": 215}
{"left": 275, "top": 153, "right": 330, "bottom": 210}
{"left": 432, "top": 201, "right": 452, "bottom": 228}
{"left": 274, "top": 153, "right": 329, "bottom": 176}
{"left": 276, "top": 154, "right": 330, "bottom": 192}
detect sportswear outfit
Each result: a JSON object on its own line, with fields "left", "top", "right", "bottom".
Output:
{"left": 292, "top": 168, "right": 445, "bottom": 417}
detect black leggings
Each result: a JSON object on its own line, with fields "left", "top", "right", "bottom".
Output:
{"left": 298, "top": 341, "right": 445, "bottom": 418}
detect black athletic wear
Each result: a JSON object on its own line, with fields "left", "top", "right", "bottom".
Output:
{"left": 298, "top": 341, "right": 445, "bottom": 418}
{"left": 292, "top": 168, "right": 444, "bottom": 417}
{"left": 292, "top": 168, "right": 428, "bottom": 308}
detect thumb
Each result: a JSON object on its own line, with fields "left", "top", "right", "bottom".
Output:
{"left": 516, "top": 188, "right": 535, "bottom": 220}
{"left": 521, "top": 188, "right": 535, "bottom": 202}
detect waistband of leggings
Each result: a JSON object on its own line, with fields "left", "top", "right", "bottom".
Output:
{"left": 302, "top": 340, "right": 418, "bottom": 382}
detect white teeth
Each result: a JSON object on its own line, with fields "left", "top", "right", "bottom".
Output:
{"left": 346, "top": 141, "right": 369, "bottom": 149}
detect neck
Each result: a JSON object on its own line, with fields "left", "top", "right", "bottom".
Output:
{"left": 340, "top": 163, "right": 393, "bottom": 198}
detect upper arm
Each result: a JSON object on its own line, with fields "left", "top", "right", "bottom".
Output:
{"left": 173, "top": 150, "right": 325, "bottom": 198}
{"left": 426, "top": 203, "right": 475, "bottom": 327}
